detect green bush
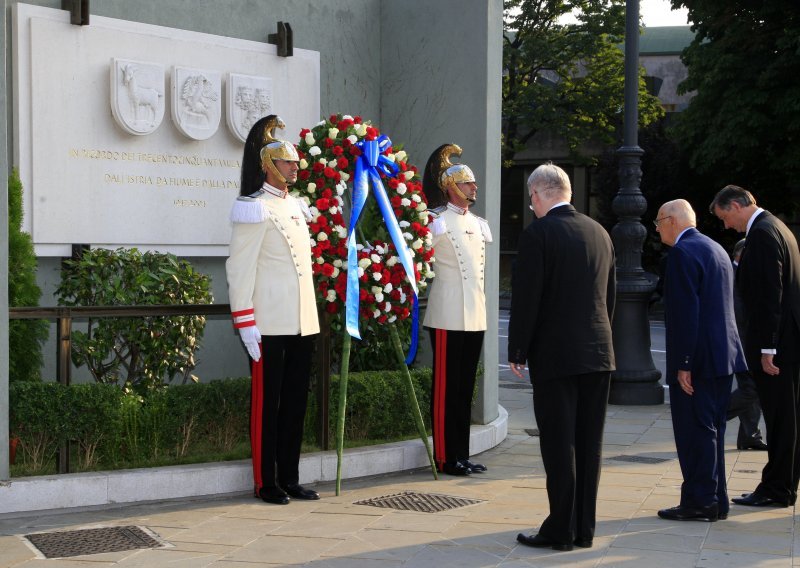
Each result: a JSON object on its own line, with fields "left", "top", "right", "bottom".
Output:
{"left": 56, "top": 248, "right": 213, "bottom": 390}
{"left": 8, "top": 370, "right": 434, "bottom": 477}
{"left": 7, "top": 169, "right": 48, "bottom": 382}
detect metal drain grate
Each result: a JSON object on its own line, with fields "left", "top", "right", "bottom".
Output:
{"left": 355, "top": 491, "right": 483, "bottom": 513}
{"left": 608, "top": 455, "right": 672, "bottom": 464}
{"left": 525, "top": 428, "right": 540, "bottom": 437}
{"left": 500, "top": 382, "right": 532, "bottom": 390}
{"left": 25, "top": 526, "right": 163, "bottom": 559}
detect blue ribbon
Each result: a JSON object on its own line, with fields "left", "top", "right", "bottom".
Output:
{"left": 345, "top": 135, "right": 420, "bottom": 364}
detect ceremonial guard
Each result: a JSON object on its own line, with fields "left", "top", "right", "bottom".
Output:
{"left": 226, "top": 115, "right": 320, "bottom": 505}
{"left": 422, "top": 144, "right": 492, "bottom": 476}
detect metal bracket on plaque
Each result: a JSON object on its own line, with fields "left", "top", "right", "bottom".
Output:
{"left": 61, "top": 0, "right": 90, "bottom": 26}
{"left": 267, "top": 21, "right": 293, "bottom": 57}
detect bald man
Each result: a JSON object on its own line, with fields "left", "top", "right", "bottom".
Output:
{"left": 655, "top": 200, "right": 747, "bottom": 522}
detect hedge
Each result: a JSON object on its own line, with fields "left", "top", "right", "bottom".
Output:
{"left": 9, "top": 369, "right": 434, "bottom": 476}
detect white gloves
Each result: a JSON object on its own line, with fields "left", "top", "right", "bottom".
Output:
{"left": 239, "top": 325, "right": 262, "bottom": 362}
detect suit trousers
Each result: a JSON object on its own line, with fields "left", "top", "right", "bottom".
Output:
{"left": 429, "top": 328, "right": 484, "bottom": 469}
{"left": 532, "top": 371, "right": 610, "bottom": 546}
{"left": 250, "top": 334, "right": 314, "bottom": 493}
{"left": 726, "top": 371, "right": 763, "bottom": 446}
{"left": 752, "top": 362, "right": 800, "bottom": 504}
{"left": 670, "top": 374, "right": 732, "bottom": 512}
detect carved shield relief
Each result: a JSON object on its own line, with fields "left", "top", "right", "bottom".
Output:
{"left": 226, "top": 73, "right": 273, "bottom": 142}
{"left": 110, "top": 58, "right": 166, "bottom": 135}
{"left": 172, "top": 66, "right": 222, "bottom": 140}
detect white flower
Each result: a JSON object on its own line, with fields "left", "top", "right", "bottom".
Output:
{"left": 375, "top": 244, "right": 385, "bottom": 254}
{"left": 310, "top": 206, "right": 319, "bottom": 217}
{"left": 328, "top": 127, "right": 339, "bottom": 139}
{"left": 417, "top": 202, "right": 428, "bottom": 212}
{"left": 317, "top": 232, "right": 328, "bottom": 241}
{"left": 332, "top": 267, "right": 340, "bottom": 278}
{"left": 419, "top": 280, "right": 428, "bottom": 288}
{"left": 371, "top": 253, "right": 381, "bottom": 264}
{"left": 375, "top": 293, "right": 384, "bottom": 303}
{"left": 412, "top": 239, "right": 423, "bottom": 250}
{"left": 336, "top": 182, "right": 346, "bottom": 195}
{"left": 386, "top": 256, "right": 398, "bottom": 266}
{"left": 334, "top": 259, "right": 343, "bottom": 268}
{"left": 317, "top": 157, "right": 327, "bottom": 167}
{"left": 372, "top": 272, "right": 383, "bottom": 282}
{"left": 395, "top": 150, "right": 407, "bottom": 162}
{"left": 386, "top": 153, "right": 396, "bottom": 162}
{"left": 373, "top": 308, "right": 381, "bottom": 318}
{"left": 356, "top": 243, "right": 364, "bottom": 251}
{"left": 342, "top": 114, "right": 353, "bottom": 121}
{"left": 384, "top": 283, "right": 393, "bottom": 293}
{"left": 347, "top": 134, "right": 358, "bottom": 144}
{"left": 304, "top": 133, "right": 316, "bottom": 145}
{"left": 403, "top": 171, "right": 414, "bottom": 180}
{"left": 307, "top": 182, "right": 317, "bottom": 194}
{"left": 383, "top": 302, "right": 392, "bottom": 312}
{"left": 400, "top": 291, "right": 407, "bottom": 303}
{"left": 299, "top": 158, "right": 309, "bottom": 169}
{"left": 403, "top": 232, "right": 413, "bottom": 241}
{"left": 326, "top": 290, "right": 337, "bottom": 302}
{"left": 425, "top": 233, "right": 433, "bottom": 246}
{"left": 341, "top": 172, "right": 350, "bottom": 182}
{"left": 419, "top": 213, "right": 429, "bottom": 224}
{"left": 399, "top": 220, "right": 410, "bottom": 228}
{"left": 308, "top": 146, "right": 321, "bottom": 156}
{"left": 401, "top": 198, "right": 411, "bottom": 207}
{"left": 336, "top": 226, "right": 347, "bottom": 238}
{"left": 416, "top": 262, "right": 422, "bottom": 271}
{"left": 411, "top": 194, "right": 421, "bottom": 203}
{"left": 316, "top": 119, "right": 326, "bottom": 126}
{"left": 355, "top": 124, "right": 368, "bottom": 137}
{"left": 316, "top": 257, "right": 325, "bottom": 264}
{"left": 371, "top": 286, "right": 382, "bottom": 294}
{"left": 358, "top": 258, "right": 372, "bottom": 269}
{"left": 329, "top": 206, "right": 338, "bottom": 214}
{"left": 396, "top": 183, "right": 407, "bottom": 195}
{"left": 388, "top": 315, "right": 397, "bottom": 323}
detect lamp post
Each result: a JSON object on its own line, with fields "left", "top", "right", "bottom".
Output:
{"left": 609, "top": 0, "right": 663, "bottom": 405}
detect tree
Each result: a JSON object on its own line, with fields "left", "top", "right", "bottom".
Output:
{"left": 7, "top": 169, "right": 48, "bottom": 382}
{"left": 671, "top": 0, "right": 800, "bottom": 213}
{"left": 56, "top": 248, "right": 212, "bottom": 391}
{"left": 503, "top": 0, "right": 664, "bottom": 166}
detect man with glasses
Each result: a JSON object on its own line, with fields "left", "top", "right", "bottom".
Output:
{"left": 710, "top": 185, "right": 800, "bottom": 508}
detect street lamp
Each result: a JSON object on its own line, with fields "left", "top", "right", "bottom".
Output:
{"left": 609, "top": 0, "right": 663, "bottom": 405}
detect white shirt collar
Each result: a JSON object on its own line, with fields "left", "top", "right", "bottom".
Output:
{"left": 746, "top": 207, "right": 765, "bottom": 235}
{"left": 548, "top": 201, "right": 570, "bottom": 213}
{"left": 262, "top": 182, "right": 288, "bottom": 199}
{"left": 447, "top": 202, "right": 468, "bottom": 215}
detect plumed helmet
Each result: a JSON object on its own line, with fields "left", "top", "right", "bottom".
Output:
{"left": 423, "top": 144, "right": 475, "bottom": 207}
{"left": 259, "top": 115, "right": 299, "bottom": 184}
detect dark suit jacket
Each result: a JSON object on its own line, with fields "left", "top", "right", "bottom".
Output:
{"left": 508, "top": 204, "right": 616, "bottom": 381}
{"left": 663, "top": 228, "right": 747, "bottom": 383}
{"left": 737, "top": 211, "right": 800, "bottom": 367}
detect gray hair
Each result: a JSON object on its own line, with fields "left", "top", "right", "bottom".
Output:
{"left": 709, "top": 184, "right": 756, "bottom": 213}
{"left": 527, "top": 162, "right": 572, "bottom": 201}
{"left": 661, "top": 199, "right": 697, "bottom": 226}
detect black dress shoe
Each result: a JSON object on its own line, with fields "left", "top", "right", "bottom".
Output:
{"left": 258, "top": 486, "right": 290, "bottom": 505}
{"left": 516, "top": 533, "right": 573, "bottom": 551}
{"left": 573, "top": 539, "right": 593, "bottom": 548}
{"left": 442, "top": 462, "right": 472, "bottom": 476}
{"left": 282, "top": 483, "right": 320, "bottom": 500}
{"left": 732, "top": 493, "right": 789, "bottom": 507}
{"left": 737, "top": 440, "right": 768, "bottom": 451}
{"left": 460, "top": 459, "right": 487, "bottom": 473}
{"left": 718, "top": 512, "right": 728, "bottom": 520}
{"left": 657, "top": 504, "right": 718, "bottom": 522}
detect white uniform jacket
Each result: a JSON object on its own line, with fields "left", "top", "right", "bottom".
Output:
{"left": 423, "top": 203, "right": 492, "bottom": 331}
{"left": 226, "top": 183, "right": 320, "bottom": 336}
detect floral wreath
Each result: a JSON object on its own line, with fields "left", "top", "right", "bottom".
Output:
{"left": 290, "top": 113, "right": 434, "bottom": 325}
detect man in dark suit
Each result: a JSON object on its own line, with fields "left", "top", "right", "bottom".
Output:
{"left": 711, "top": 185, "right": 800, "bottom": 508}
{"left": 655, "top": 199, "right": 747, "bottom": 522}
{"left": 727, "top": 239, "right": 767, "bottom": 451}
{"left": 508, "top": 162, "right": 615, "bottom": 552}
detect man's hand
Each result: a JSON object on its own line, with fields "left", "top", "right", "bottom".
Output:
{"left": 677, "top": 369, "right": 693, "bottom": 395}
{"left": 761, "top": 354, "right": 780, "bottom": 376}
{"left": 239, "top": 326, "right": 262, "bottom": 362}
{"left": 509, "top": 362, "right": 527, "bottom": 379}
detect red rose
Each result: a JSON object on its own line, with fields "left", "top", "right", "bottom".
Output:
{"left": 323, "top": 138, "right": 334, "bottom": 148}
{"left": 316, "top": 198, "right": 330, "bottom": 210}
{"left": 400, "top": 307, "right": 410, "bottom": 319}
{"left": 325, "top": 302, "right": 339, "bottom": 314}
{"left": 317, "top": 214, "right": 329, "bottom": 226}
{"left": 388, "top": 178, "right": 399, "bottom": 189}
{"left": 321, "top": 263, "right": 335, "bottom": 277}
{"left": 322, "top": 188, "right": 333, "bottom": 199}
{"left": 381, "top": 270, "right": 391, "bottom": 285}
{"left": 353, "top": 116, "right": 362, "bottom": 124}
{"left": 378, "top": 315, "right": 387, "bottom": 324}
{"left": 318, "top": 281, "right": 329, "bottom": 292}
{"left": 391, "top": 195, "right": 402, "bottom": 207}
{"left": 390, "top": 289, "right": 401, "bottom": 301}
{"left": 365, "top": 126, "right": 379, "bottom": 140}
{"left": 336, "top": 157, "right": 349, "bottom": 170}
{"left": 312, "top": 162, "right": 325, "bottom": 173}
{"left": 397, "top": 161, "right": 408, "bottom": 172}
{"left": 299, "top": 128, "right": 310, "bottom": 137}
{"left": 329, "top": 114, "right": 338, "bottom": 122}
{"left": 332, "top": 145, "right": 344, "bottom": 156}
{"left": 298, "top": 170, "right": 311, "bottom": 181}
{"left": 315, "top": 177, "right": 326, "bottom": 187}
{"left": 349, "top": 145, "right": 362, "bottom": 157}
{"left": 324, "top": 167, "right": 337, "bottom": 179}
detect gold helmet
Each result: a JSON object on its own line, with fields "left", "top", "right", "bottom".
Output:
{"left": 259, "top": 116, "right": 299, "bottom": 184}
{"left": 433, "top": 144, "right": 476, "bottom": 203}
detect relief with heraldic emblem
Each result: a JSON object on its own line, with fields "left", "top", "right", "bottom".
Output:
{"left": 172, "top": 66, "right": 222, "bottom": 140}
{"left": 110, "top": 58, "right": 166, "bottom": 135}
{"left": 226, "top": 73, "right": 273, "bottom": 142}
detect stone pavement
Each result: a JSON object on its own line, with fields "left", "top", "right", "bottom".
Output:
{"left": 0, "top": 316, "right": 796, "bottom": 567}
